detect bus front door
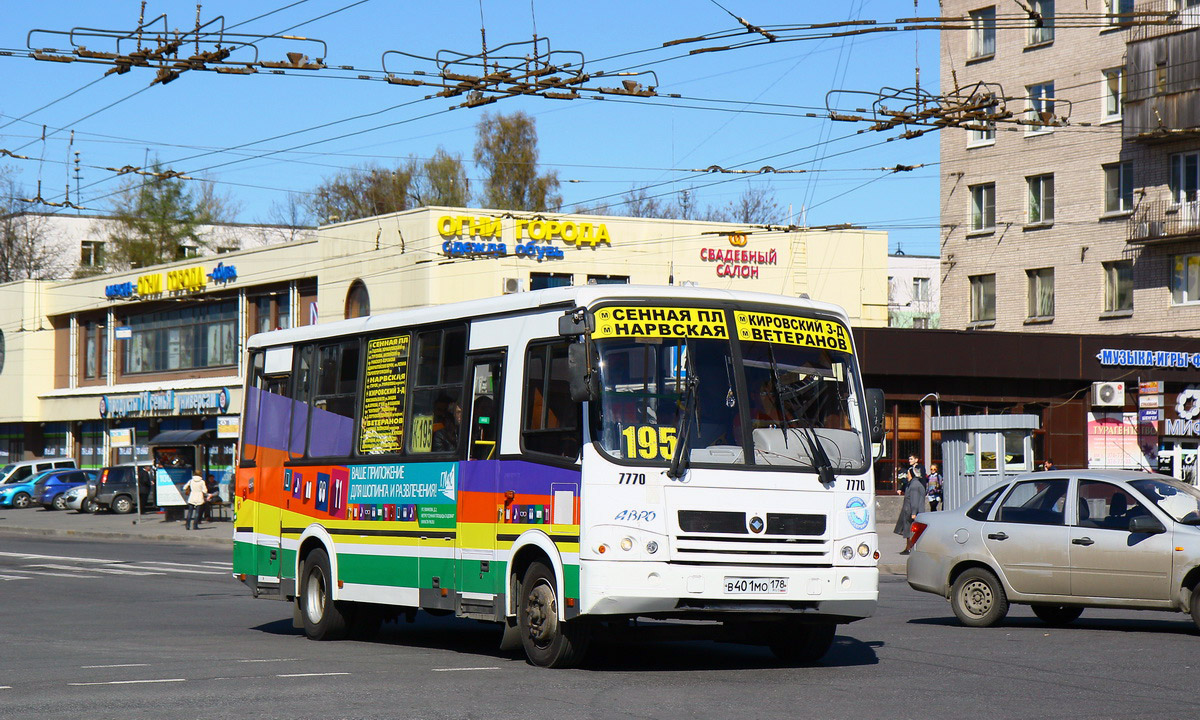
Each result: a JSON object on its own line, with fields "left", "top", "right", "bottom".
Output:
{"left": 457, "top": 355, "right": 505, "bottom": 618}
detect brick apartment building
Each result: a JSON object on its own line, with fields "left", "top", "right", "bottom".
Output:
{"left": 940, "top": 0, "right": 1200, "bottom": 337}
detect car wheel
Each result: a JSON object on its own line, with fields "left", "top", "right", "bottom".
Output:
{"left": 81, "top": 498, "right": 98, "bottom": 514}
{"left": 111, "top": 495, "right": 133, "bottom": 514}
{"left": 52, "top": 494, "right": 67, "bottom": 511}
{"left": 12, "top": 492, "right": 31, "bottom": 509}
{"left": 1190, "top": 584, "right": 1200, "bottom": 632}
{"left": 518, "top": 561, "right": 591, "bottom": 668}
{"left": 300, "top": 548, "right": 348, "bottom": 641}
{"left": 768, "top": 620, "right": 837, "bottom": 665}
{"left": 1031, "top": 604, "right": 1083, "bottom": 626}
{"left": 951, "top": 567, "right": 1009, "bottom": 627}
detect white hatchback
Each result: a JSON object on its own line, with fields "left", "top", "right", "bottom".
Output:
{"left": 64, "top": 484, "right": 97, "bottom": 513}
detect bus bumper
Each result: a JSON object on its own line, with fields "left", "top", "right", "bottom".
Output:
{"left": 579, "top": 560, "right": 878, "bottom": 621}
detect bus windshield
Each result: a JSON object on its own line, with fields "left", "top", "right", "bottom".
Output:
{"left": 592, "top": 305, "right": 868, "bottom": 472}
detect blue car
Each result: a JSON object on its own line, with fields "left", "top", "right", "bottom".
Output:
{"left": 0, "top": 468, "right": 63, "bottom": 509}
{"left": 33, "top": 469, "right": 98, "bottom": 511}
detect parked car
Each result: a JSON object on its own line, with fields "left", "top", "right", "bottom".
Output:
{"left": 64, "top": 484, "right": 98, "bottom": 513}
{"left": 907, "top": 469, "right": 1200, "bottom": 629}
{"left": 34, "top": 469, "right": 98, "bottom": 510}
{"left": 89, "top": 464, "right": 156, "bottom": 514}
{"left": 0, "top": 468, "right": 66, "bottom": 508}
{"left": 0, "top": 458, "right": 77, "bottom": 487}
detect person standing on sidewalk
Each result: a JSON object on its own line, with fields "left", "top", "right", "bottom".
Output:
{"left": 926, "top": 463, "right": 943, "bottom": 512}
{"left": 893, "top": 454, "right": 928, "bottom": 554}
{"left": 184, "top": 474, "right": 207, "bottom": 530}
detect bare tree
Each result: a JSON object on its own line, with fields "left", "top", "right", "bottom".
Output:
{"left": 305, "top": 164, "right": 415, "bottom": 224}
{"left": 620, "top": 186, "right": 670, "bottom": 218}
{"left": 263, "top": 192, "right": 317, "bottom": 244}
{"left": 410, "top": 148, "right": 470, "bottom": 208}
{"left": 722, "top": 184, "right": 785, "bottom": 224}
{"left": 0, "top": 171, "right": 71, "bottom": 281}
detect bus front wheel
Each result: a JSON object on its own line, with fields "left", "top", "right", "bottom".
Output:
{"left": 518, "top": 561, "right": 590, "bottom": 668}
{"left": 300, "top": 548, "right": 348, "bottom": 641}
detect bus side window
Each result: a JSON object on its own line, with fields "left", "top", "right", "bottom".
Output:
{"left": 242, "top": 352, "right": 264, "bottom": 463}
{"left": 243, "top": 350, "right": 293, "bottom": 464}
{"left": 522, "top": 341, "right": 581, "bottom": 461}
{"left": 407, "top": 326, "right": 466, "bottom": 455}
{"left": 289, "top": 345, "right": 313, "bottom": 459}
{"left": 308, "top": 340, "right": 359, "bottom": 458}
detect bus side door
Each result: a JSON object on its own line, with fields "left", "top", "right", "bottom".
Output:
{"left": 457, "top": 354, "right": 505, "bottom": 617}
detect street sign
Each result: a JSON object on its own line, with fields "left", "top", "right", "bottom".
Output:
{"left": 1139, "top": 381, "right": 1163, "bottom": 395}
{"left": 1139, "top": 394, "right": 1164, "bottom": 408}
{"left": 115, "top": 326, "right": 132, "bottom": 340}
{"left": 109, "top": 428, "right": 133, "bottom": 447}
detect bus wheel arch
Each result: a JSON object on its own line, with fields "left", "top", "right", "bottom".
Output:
{"left": 296, "top": 525, "right": 339, "bottom": 600}
{"left": 506, "top": 531, "right": 565, "bottom": 621}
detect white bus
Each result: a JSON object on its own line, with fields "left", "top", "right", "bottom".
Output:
{"left": 233, "top": 285, "right": 884, "bottom": 667}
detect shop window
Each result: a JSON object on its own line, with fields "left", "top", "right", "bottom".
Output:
{"left": 123, "top": 300, "right": 237, "bottom": 374}
{"left": 522, "top": 341, "right": 581, "bottom": 460}
{"left": 407, "top": 327, "right": 467, "bottom": 455}
{"left": 530, "top": 273, "right": 572, "bottom": 291}
{"left": 345, "top": 280, "right": 370, "bottom": 319}
{"left": 587, "top": 275, "right": 629, "bottom": 285}
{"left": 251, "top": 291, "right": 291, "bottom": 334}
{"left": 82, "top": 321, "right": 107, "bottom": 380}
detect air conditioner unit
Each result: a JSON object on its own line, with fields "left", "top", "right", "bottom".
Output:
{"left": 502, "top": 277, "right": 523, "bottom": 294}
{"left": 1092, "top": 381, "right": 1126, "bottom": 407}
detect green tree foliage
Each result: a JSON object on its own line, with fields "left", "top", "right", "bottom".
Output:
{"left": 410, "top": 149, "right": 471, "bottom": 208}
{"left": 305, "top": 164, "right": 415, "bottom": 224}
{"left": 105, "top": 166, "right": 233, "bottom": 269}
{"left": 473, "top": 111, "right": 561, "bottom": 212}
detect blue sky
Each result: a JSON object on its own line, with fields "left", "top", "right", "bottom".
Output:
{"left": 0, "top": 1, "right": 942, "bottom": 255}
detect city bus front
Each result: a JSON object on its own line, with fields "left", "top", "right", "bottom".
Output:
{"left": 569, "top": 299, "right": 883, "bottom": 655}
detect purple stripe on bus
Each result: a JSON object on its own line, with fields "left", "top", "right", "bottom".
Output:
{"left": 459, "top": 460, "right": 581, "bottom": 495}
{"left": 308, "top": 407, "right": 354, "bottom": 457}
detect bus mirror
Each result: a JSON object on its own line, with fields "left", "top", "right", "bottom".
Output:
{"left": 558, "top": 308, "right": 592, "bottom": 337}
{"left": 866, "top": 388, "right": 886, "bottom": 444}
{"left": 567, "top": 342, "right": 597, "bottom": 402}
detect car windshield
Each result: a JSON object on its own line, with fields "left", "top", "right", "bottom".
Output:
{"left": 1130, "top": 476, "right": 1200, "bottom": 524}
{"left": 591, "top": 304, "right": 867, "bottom": 472}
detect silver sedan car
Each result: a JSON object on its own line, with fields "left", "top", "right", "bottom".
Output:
{"left": 907, "top": 469, "right": 1200, "bottom": 628}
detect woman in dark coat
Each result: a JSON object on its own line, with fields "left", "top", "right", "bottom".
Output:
{"left": 894, "top": 472, "right": 928, "bottom": 550}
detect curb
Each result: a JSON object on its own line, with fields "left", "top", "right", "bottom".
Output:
{"left": 0, "top": 526, "right": 231, "bottom": 547}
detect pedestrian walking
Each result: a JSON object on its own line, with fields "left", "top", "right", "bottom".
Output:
{"left": 927, "top": 462, "right": 943, "bottom": 512}
{"left": 894, "top": 454, "right": 929, "bottom": 554}
{"left": 199, "top": 473, "right": 218, "bottom": 523}
{"left": 184, "top": 474, "right": 207, "bottom": 530}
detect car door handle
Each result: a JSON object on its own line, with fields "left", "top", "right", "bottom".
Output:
{"left": 987, "top": 532, "right": 1008, "bottom": 541}
{"left": 1072, "top": 537, "right": 1095, "bottom": 546}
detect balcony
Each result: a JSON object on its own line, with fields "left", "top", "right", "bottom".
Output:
{"left": 1125, "top": 2, "right": 1200, "bottom": 141}
{"left": 1129, "top": 0, "right": 1200, "bottom": 42}
{"left": 1128, "top": 199, "right": 1200, "bottom": 244}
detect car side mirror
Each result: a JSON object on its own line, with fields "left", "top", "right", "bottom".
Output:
{"left": 1129, "top": 515, "right": 1166, "bottom": 535}
{"left": 865, "top": 388, "right": 886, "bottom": 444}
{"left": 567, "top": 342, "right": 598, "bottom": 403}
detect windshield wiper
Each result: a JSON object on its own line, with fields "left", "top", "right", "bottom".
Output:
{"left": 765, "top": 342, "right": 835, "bottom": 485}
{"left": 667, "top": 344, "right": 698, "bottom": 480}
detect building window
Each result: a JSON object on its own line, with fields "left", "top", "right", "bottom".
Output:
{"left": 1027, "top": 268, "right": 1055, "bottom": 319}
{"left": 1027, "top": 174, "right": 1055, "bottom": 224}
{"left": 887, "top": 276, "right": 897, "bottom": 304}
{"left": 123, "top": 300, "right": 237, "bottom": 374}
{"left": 530, "top": 273, "right": 572, "bottom": 290}
{"left": 970, "top": 183, "right": 996, "bottom": 231}
{"left": 1172, "top": 254, "right": 1200, "bottom": 304}
{"left": 82, "top": 321, "right": 107, "bottom": 380}
{"left": 970, "top": 274, "right": 996, "bottom": 323}
{"left": 80, "top": 241, "right": 105, "bottom": 269}
{"left": 913, "top": 277, "right": 931, "bottom": 303}
{"left": 1170, "top": 152, "right": 1200, "bottom": 204}
{"left": 251, "top": 291, "right": 291, "bottom": 334}
{"left": 1026, "top": 82, "right": 1055, "bottom": 134}
{"left": 1104, "top": 260, "right": 1133, "bottom": 312}
{"left": 344, "top": 280, "right": 370, "bottom": 319}
{"left": 968, "top": 105, "right": 996, "bottom": 147}
{"left": 587, "top": 275, "right": 629, "bottom": 284}
{"left": 912, "top": 317, "right": 930, "bottom": 329}
{"left": 1102, "top": 68, "right": 1124, "bottom": 120}
{"left": 969, "top": 7, "right": 996, "bottom": 59}
{"left": 1027, "top": 0, "right": 1054, "bottom": 45}
{"left": 1104, "top": 162, "right": 1134, "bottom": 213}
{"left": 1104, "top": 0, "right": 1134, "bottom": 24}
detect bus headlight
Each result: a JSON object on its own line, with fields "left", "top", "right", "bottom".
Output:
{"left": 619, "top": 537, "right": 634, "bottom": 552}
{"left": 857, "top": 543, "right": 870, "bottom": 557}
{"left": 645, "top": 540, "right": 659, "bottom": 554}
{"left": 840, "top": 546, "right": 854, "bottom": 560}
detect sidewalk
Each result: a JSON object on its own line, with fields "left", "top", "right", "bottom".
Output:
{"left": 0, "top": 502, "right": 910, "bottom": 574}
{"left": 0, "top": 505, "right": 232, "bottom": 547}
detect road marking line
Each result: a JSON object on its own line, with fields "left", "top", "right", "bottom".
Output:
{"left": 21, "top": 571, "right": 99, "bottom": 579}
{"left": 69, "top": 679, "right": 185, "bottom": 686}
{"left": 276, "top": 672, "right": 350, "bottom": 678}
{"left": 0, "top": 551, "right": 117, "bottom": 564}
{"left": 81, "top": 664, "right": 149, "bottom": 669}
{"left": 0, "top": 686, "right": 11, "bottom": 690}
{"left": 28, "top": 564, "right": 163, "bottom": 576}
{"left": 237, "top": 658, "right": 297, "bottom": 663}
{"left": 128, "top": 564, "right": 226, "bottom": 576}
{"left": 0, "top": 573, "right": 30, "bottom": 581}
{"left": 431, "top": 667, "right": 501, "bottom": 672}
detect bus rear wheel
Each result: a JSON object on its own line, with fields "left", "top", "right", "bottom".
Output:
{"left": 768, "top": 620, "right": 836, "bottom": 665}
{"left": 300, "top": 548, "right": 348, "bottom": 641}
{"left": 518, "top": 561, "right": 590, "bottom": 668}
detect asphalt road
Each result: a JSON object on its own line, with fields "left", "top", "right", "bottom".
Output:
{"left": 1, "top": 535, "right": 1198, "bottom": 720}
